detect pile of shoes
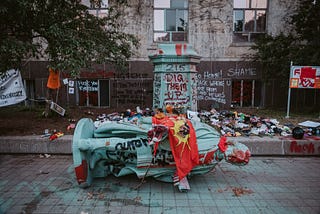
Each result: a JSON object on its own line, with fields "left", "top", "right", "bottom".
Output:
{"left": 197, "top": 109, "right": 294, "bottom": 137}
{"left": 91, "top": 106, "right": 320, "bottom": 138}
{"left": 93, "top": 107, "right": 154, "bottom": 128}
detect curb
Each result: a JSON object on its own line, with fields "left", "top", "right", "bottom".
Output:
{"left": 0, "top": 135, "right": 73, "bottom": 154}
{"left": 0, "top": 135, "right": 319, "bottom": 156}
{"left": 233, "top": 135, "right": 320, "bottom": 156}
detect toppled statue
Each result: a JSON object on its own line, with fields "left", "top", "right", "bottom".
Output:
{"left": 72, "top": 109, "right": 250, "bottom": 192}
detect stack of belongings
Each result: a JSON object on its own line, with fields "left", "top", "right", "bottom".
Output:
{"left": 197, "top": 109, "right": 292, "bottom": 137}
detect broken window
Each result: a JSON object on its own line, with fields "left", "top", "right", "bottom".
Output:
{"left": 233, "top": 0, "right": 267, "bottom": 42}
{"left": 153, "top": 0, "right": 188, "bottom": 42}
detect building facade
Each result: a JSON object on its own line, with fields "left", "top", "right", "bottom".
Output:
{"left": 21, "top": 0, "right": 320, "bottom": 111}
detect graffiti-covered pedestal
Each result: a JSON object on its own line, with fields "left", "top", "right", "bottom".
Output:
{"left": 149, "top": 44, "right": 201, "bottom": 112}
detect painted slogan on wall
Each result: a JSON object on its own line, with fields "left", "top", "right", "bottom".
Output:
{"left": 197, "top": 71, "right": 229, "bottom": 104}
{"left": 196, "top": 64, "right": 259, "bottom": 105}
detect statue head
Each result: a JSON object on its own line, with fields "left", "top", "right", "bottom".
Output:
{"left": 218, "top": 136, "right": 250, "bottom": 165}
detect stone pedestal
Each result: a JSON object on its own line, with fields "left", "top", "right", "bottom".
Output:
{"left": 149, "top": 44, "right": 201, "bottom": 112}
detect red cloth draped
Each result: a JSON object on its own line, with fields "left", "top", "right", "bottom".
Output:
{"left": 152, "top": 116, "right": 199, "bottom": 180}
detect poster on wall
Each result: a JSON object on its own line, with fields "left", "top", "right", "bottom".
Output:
{"left": 286, "top": 64, "right": 320, "bottom": 118}
{"left": 69, "top": 87, "right": 74, "bottom": 94}
{"left": 289, "top": 66, "right": 320, "bottom": 89}
{"left": 0, "top": 69, "right": 27, "bottom": 107}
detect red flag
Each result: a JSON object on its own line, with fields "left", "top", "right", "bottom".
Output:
{"left": 152, "top": 116, "right": 199, "bottom": 180}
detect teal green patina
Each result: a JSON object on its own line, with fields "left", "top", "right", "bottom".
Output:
{"left": 72, "top": 117, "right": 250, "bottom": 192}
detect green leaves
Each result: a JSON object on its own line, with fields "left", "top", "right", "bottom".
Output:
{"left": 0, "top": 0, "right": 138, "bottom": 76}
{"left": 251, "top": 0, "right": 320, "bottom": 86}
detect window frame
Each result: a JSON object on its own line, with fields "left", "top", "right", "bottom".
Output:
{"left": 153, "top": 0, "right": 189, "bottom": 43}
{"left": 86, "top": 0, "right": 109, "bottom": 17}
{"left": 233, "top": 0, "right": 268, "bottom": 42}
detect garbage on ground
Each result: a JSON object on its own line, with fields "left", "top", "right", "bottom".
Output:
{"left": 39, "top": 154, "right": 51, "bottom": 158}
{"left": 197, "top": 109, "right": 319, "bottom": 138}
{"left": 41, "top": 129, "right": 51, "bottom": 138}
{"left": 89, "top": 106, "right": 320, "bottom": 138}
{"left": 67, "top": 119, "right": 76, "bottom": 130}
{"left": 49, "top": 131, "right": 64, "bottom": 141}
{"left": 292, "top": 127, "right": 305, "bottom": 139}
{"left": 298, "top": 120, "right": 320, "bottom": 136}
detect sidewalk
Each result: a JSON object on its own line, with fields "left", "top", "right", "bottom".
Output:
{"left": 0, "top": 155, "right": 319, "bottom": 214}
{"left": 0, "top": 135, "right": 319, "bottom": 156}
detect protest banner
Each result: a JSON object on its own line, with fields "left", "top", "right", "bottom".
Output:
{"left": 0, "top": 69, "right": 27, "bottom": 107}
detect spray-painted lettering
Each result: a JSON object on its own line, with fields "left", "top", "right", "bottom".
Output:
{"left": 163, "top": 73, "right": 189, "bottom": 106}
{"left": 227, "top": 68, "right": 257, "bottom": 77}
{"left": 115, "top": 138, "right": 149, "bottom": 151}
{"left": 290, "top": 141, "right": 315, "bottom": 154}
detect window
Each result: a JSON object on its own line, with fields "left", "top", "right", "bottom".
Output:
{"left": 233, "top": 0, "right": 267, "bottom": 42}
{"left": 231, "top": 80, "right": 261, "bottom": 107}
{"left": 154, "top": 0, "right": 188, "bottom": 42}
{"left": 78, "top": 79, "right": 110, "bottom": 107}
{"left": 82, "top": 0, "right": 108, "bottom": 17}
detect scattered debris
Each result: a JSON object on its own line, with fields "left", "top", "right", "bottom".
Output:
{"left": 37, "top": 170, "right": 49, "bottom": 175}
{"left": 197, "top": 109, "right": 320, "bottom": 138}
{"left": 231, "top": 186, "right": 254, "bottom": 197}
{"left": 86, "top": 192, "right": 105, "bottom": 200}
{"left": 85, "top": 110, "right": 94, "bottom": 115}
{"left": 39, "top": 154, "right": 51, "bottom": 158}
{"left": 87, "top": 192, "right": 94, "bottom": 199}
{"left": 133, "top": 196, "right": 142, "bottom": 203}
{"left": 217, "top": 188, "right": 223, "bottom": 193}
{"left": 88, "top": 107, "right": 319, "bottom": 138}
{"left": 67, "top": 119, "right": 76, "bottom": 130}
{"left": 49, "top": 131, "right": 64, "bottom": 141}
{"left": 216, "top": 186, "right": 254, "bottom": 197}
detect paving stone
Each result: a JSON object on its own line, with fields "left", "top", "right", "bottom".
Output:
{"left": 0, "top": 155, "right": 319, "bottom": 213}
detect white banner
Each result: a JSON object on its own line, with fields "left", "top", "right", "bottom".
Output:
{"left": 0, "top": 69, "right": 27, "bottom": 107}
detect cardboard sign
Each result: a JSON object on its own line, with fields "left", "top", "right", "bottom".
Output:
{"left": 50, "top": 101, "right": 65, "bottom": 116}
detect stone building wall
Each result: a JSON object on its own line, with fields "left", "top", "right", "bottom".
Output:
{"left": 21, "top": 0, "right": 320, "bottom": 111}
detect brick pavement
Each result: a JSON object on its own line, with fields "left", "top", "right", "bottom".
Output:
{"left": 0, "top": 155, "right": 319, "bottom": 214}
